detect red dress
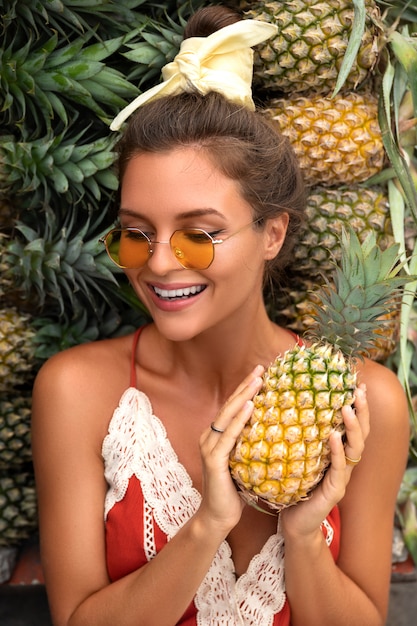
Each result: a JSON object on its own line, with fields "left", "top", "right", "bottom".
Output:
{"left": 103, "top": 327, "right": 341, "bottom": 625}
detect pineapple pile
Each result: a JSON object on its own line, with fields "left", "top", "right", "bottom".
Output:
{"left": 230, "top": 0, "right": 416, "bottom": 366}
{"left": 0, "top": 0, "right": 207, "bottom": 568}
{"left": 229, "top": 228, "right": 410, "bottom": 509}
{"left": 1, "top": 0, "right": 417, "bottom": 567}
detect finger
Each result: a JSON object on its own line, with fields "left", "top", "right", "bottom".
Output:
{"left": 342, "top": 384, "right": 368, "bottom": 464}
{"left": 310, "top": 431, "right": 348, "bottom": 506}
{"left": 224, "top": 365, "right": 264, "bottom": 405}
{"left": 341, "top": 404, "right": 364, "bottom": 466}
{"left": 353, "top": 383, "right": 370, "bottom": 438}
{"left": 208, "top": 368, "right": 264, "bottom": 435}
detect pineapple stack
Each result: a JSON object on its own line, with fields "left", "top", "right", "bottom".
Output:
{"left": 0, "top": 0, "right": 207, "bottom": 571}
{"left": 1, "top": 0, "right": 416, "bottom": 567}
{"left": 236, "top": 0, "right": 417, "bottom": 364}
{"left": 225, "top": 1, "right": 417, "bottom": 516}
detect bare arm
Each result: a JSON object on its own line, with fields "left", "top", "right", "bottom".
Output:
{"left": 32, "top": 347, "right": 263, "bottom": 626}
{"left": 281, "top": 361, "right": 409, "bottom": 626}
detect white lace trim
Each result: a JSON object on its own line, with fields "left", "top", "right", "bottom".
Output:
{"left": 144, "top": 501, "right": 156, "bottom": 561}
{"left": 105, "top": 387, "right": 342, "bottom": 624}
{"left": 320, "top": 518, "right": 334, "bottom": 547}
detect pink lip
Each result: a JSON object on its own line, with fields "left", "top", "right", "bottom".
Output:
{"left": 146, "top": 282, "right": 206, "bottom": 312}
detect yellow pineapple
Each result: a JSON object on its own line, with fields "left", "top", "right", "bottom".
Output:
{"left": 264, "top": 90, "right": 385, "bottom": 186}
{"left": 229, "top": 228, "right": 410, "bottom": 510}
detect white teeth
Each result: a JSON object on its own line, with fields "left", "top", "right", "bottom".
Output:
{"left": 153, "top": 285, "right": 205, "bottom": 299}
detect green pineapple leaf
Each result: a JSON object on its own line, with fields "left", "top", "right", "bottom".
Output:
{"left": 309, "top": 226, "right": 415, "bottom": 357}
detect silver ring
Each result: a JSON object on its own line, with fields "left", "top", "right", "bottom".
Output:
{"left": 210, "top": 422, "right": 224, "bottom": 434}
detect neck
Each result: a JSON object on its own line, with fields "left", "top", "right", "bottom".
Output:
{"left": 145, "top": 305, "right": 289, "bottom": 404}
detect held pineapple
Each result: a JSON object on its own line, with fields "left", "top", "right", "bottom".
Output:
{"left": 229, "top": 228, "right": 410, "bottom": 510}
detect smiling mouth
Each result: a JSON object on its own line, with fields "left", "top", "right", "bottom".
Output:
{"left": 152, "top": 285, "right": 206, "bottom": 300}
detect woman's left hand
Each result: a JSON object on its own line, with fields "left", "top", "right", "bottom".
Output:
{"left": 280, "top": 383, "right": 369, "bottom": 537}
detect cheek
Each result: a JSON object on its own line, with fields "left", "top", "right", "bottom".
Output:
{"left": 213, "top": 244, "right": 265, "bottom": 291}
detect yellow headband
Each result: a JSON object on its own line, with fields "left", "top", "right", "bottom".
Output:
{"left": 110, "top": 19, "right": 277, "bottom": 131}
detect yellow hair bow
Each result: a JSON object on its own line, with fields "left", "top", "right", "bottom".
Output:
{"left": 110, "top": 19, "right": 277, "bottom": 131}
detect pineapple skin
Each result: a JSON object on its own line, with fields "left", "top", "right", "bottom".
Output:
{"left": 0, "top": 308, "right": 36, "bottom": 394}
{"left": 244, "top": 0, "right": 381, "bottom": 95}
{"left": 294, "top": 186, "right": 394, "bottom": 274}
{"left": 264, "top": 91, "right": 385, "bottom": 186}
{"left": 229, "top": 343, "right": 356, "bottom": 510}
{"left": 0, "top": 395, "right": 32, "bottom": 470}
{"left": 0, "top": 471, "right": 38, "bottom": 547}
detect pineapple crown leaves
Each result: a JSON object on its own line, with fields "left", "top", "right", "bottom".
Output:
{"left": 378, "top": 0, "right": 417, "bottom": 29}
{"left": 31, "top": 298, "right": 145, "bottom": 361}
{"left": 308, "top": 226, "right": 415, "bottom": 357}
{"left": 1, "top": 0, "right": 156, "bottom": 39}
{"left": 3, "top": 207, "right": 119, "bottom": 316}
{"left": 0, "top": 29, "right": 140, "bottom": 127}
{"left": 121, "top": 14, "right": 185, "bottom": 84}
{"left": 117, "top": 0, "right": 209, "bottom": 85}
{"left": 0, "top": 126, "right": 118, "bottom": 208}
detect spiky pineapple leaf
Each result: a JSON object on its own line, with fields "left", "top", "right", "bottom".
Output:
{"left": 379, "top": 58, "right": 417, "bottom": 221}
{"left": 1, "top": 0, "right": 156, "bottom": 38}
{"left": 0, "top": 28, "right": 140, "bottom": 127}
{"left": 0, "top": 126, "right": 118, "bottom": 209}
{"left": 3, "top": 207, "right": 122, "bottom": 315}
{"left": 332, "top": 0, "right": 367, "bottom": 97}
{"left": 308, "top": 227, "right": 414, "bottom": 356}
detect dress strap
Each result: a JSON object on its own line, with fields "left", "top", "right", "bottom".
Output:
{"left": 288, "top": 330, "right": 303, "bottom": 346}
{"left": 130, "top": 326, "right": 146, "bottom": 388}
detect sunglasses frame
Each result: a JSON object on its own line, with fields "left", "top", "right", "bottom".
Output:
{"left": 99, "top": 218, "right": 262, "bottom": 270}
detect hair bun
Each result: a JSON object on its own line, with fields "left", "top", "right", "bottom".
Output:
{"left": 183, "top": 5, "right": 241, "bottom": 39}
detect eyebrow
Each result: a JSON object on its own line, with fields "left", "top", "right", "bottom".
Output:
{"left": 118, "top": 207, "right": 227, "bottom": 221}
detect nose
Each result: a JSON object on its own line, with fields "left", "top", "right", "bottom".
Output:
{"left": 147, "top": 239, "right": 182, "bottom": 272}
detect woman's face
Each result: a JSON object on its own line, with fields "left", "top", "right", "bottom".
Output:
{"left": 119, "top": 147, "right": 287, "bottom": 340}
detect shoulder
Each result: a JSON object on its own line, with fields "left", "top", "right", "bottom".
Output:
{"left": 34, "top": 333, "right": 134, "bottom": 393}
{"left": 351, "top": 357, "right": 409, "bottom": 481}
{"left": 32, "top": 333, "right": 138, "bottom": 444}
{"left": 355, "top": 357, "right": 408, "bottom": 424}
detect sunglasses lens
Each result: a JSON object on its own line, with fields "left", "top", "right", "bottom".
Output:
{"left": 106, "top": 229, "right": 150, "bottom": 268}
{"left": 171, "top": 230, "right": 214, "bottom": 269}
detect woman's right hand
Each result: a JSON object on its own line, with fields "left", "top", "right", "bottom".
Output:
{"left": 197, "top": 365, "right": 264, "bottom": 534}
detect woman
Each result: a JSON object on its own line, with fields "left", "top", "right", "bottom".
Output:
{"left": 32, "top": 6, "right": 409, "bottom": 626}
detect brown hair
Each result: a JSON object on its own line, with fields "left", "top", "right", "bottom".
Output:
{"left": 115, "top": 6, "right": 306, "bottom": 284}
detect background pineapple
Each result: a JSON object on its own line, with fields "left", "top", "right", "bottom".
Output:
{"left": 1, "top": 0, "right": 417, "bottom": 570}
{"left": 243, "top": 0, "right": 383, "bottom": 95}
{"left": 264, "top": 90, "right": 385, "bottom": 186}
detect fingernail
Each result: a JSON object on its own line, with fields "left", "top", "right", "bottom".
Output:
{"left": 251, "top": 376, "right": 263, "bottom": 389}
{"left": 355, "top": 385, "right": 367, "bottom": 400}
